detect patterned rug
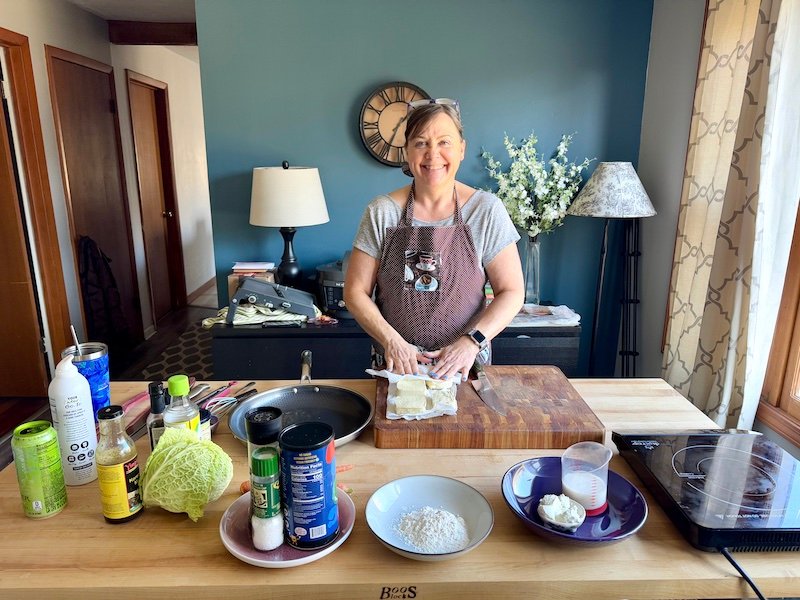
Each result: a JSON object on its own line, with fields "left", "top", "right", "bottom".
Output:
{"left": 140, "top": 322, "right": 213, "bottom": 381}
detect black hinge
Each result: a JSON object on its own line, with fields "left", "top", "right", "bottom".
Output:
{"left": 41, "top": 337, "right": 47, "bottom": 353}
{"left": 109, "top": 98, "right": 117, "bottom": 114}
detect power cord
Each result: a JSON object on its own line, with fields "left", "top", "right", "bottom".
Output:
{"left": 719, "top": 547, "right": 766, "bottom": 600}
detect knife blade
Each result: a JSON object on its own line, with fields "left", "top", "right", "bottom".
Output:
{"left": 470, "top": 361, "right": 506, "bottom": 416}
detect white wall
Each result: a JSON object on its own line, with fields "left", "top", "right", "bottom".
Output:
{"left": 0, "top": 0, "right": 215, "bottom": 346}
{"left": 0, "top": 0, "right": 111, "bottom": 344}
{"left": 638, "top": 0, "right": 706, "bottom": 377}
{"left": 110, "top": 44, "right": 214, "bottom": 335}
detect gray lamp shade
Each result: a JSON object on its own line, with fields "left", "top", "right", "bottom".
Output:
{"left": 249, "top": 166, "right": 329, "bottom": 227}
{"left": 567, "top": 162, "right": 656, "bottom": 218}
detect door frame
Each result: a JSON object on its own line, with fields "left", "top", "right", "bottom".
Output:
{"left": 44, "top": 45, "right": 143, "bottom": 342}
{"left": 0, "top": 27, "right": 71, "bottom": 361}
{"left": 125, "top": 69, "right": 187, "bottom": 320}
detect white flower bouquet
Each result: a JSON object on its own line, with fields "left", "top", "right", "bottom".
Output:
{"left": 482, "top": 133, "right": 593, "bottom": 238}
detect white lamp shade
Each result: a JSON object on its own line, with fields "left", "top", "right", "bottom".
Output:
{"left": 249, "top": 166, "right": 330, "bottom": 227}
{"left": 567, "top": 162, "right": 656, "bottom": 218}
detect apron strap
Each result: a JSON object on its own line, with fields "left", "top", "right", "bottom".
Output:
{"left": 402, "top": 183, "right": 464, "bottom": 225}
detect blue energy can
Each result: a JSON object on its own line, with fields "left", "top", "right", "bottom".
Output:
{"left": 279, "top": 422, "right": 339, "bottom": 549}
{"left": 61, "top": 342, "right": 110, "bottom": 419}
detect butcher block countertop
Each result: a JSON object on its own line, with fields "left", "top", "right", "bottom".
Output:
{"left": 1, "top": 377, "right": 798, "bottom": 599}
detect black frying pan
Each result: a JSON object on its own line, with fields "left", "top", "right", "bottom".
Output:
{"left": 227, "top": 351, "right": 373, "bottom": 447}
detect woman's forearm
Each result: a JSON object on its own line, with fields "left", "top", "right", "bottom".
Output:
{"left": 345, "top": 288, "right": 402, "bottom": 350}
{"left": 471, "top": 287, "right": 524, "bottom": 341}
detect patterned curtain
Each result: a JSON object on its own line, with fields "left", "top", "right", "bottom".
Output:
{"left": 663, "top": 0, "right": 785, "bottom": 427}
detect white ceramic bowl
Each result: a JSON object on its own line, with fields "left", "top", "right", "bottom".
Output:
{"left": 365, "top": 475, "right": 494, "bottom": 561}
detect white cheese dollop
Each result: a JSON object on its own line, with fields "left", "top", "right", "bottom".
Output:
{"left": 538, "top": 493, "right": 585, "bottom": 527}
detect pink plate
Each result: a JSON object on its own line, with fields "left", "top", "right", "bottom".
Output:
{"left": 219, "top": 489, "right": 355, "bottom": 568}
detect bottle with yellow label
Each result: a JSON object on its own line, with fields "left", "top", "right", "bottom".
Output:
{"left": 164, "top": 374, "right": 200, "bottom": 435}
{"left": 96, "top": 405, "right": 142, "bottom": 523}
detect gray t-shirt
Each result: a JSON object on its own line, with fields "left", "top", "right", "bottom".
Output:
{"left": 353, "top": 189, "right": 520, "bottom": 268}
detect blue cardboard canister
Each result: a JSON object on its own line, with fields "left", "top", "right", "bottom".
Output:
{"left": 279, "top": 422, "right": 338, "bottom": 549}
{"left": 61, "top": 342, "right": 110, "bottom": 420}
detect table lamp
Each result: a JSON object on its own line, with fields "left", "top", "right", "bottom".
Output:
{"left": 567, "top": 162, "right": 656, "bottom": 377}
{"left": 249, "top": 161, "right": 329, "bottom": 288}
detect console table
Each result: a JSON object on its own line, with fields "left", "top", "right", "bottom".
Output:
{"left": 211, "top": 321, "right": 580, "bottom": 379}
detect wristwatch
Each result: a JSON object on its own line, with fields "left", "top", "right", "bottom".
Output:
{"left": 466, "top": 329, "right": 488, "bottom": 351}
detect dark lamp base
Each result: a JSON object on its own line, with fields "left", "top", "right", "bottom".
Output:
{"left": 277, "top": 227, "right": 302, "bottom": 288}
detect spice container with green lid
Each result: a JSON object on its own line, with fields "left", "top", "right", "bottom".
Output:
{"left": 250, "top": 446, "right": 283, "bottom": 551}
{"left": 96, "top": 405, "right": 143, "bottom": 523}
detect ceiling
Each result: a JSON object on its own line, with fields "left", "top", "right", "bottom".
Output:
{"left": 64, "top": 0, "right": 196, "bottom": 22}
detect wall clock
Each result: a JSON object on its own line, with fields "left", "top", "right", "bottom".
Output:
{"left": 359, "top": 81, "right": 429, "bottom": 167}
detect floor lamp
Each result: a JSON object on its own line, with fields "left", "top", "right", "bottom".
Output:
{"left": 249, "top": 162, "right": 329, "bottom": 288}
{"left": 567, "top": 162, "right": 656, "bottom": 377}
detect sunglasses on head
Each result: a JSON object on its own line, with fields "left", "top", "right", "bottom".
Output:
{"left": 406, "top": 97, "right": 461, "bottom": 116}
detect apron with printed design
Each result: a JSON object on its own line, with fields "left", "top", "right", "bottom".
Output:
{"left": 374, "top": 185, "right": 486, "bottom": 356}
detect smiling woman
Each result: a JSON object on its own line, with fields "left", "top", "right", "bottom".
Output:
{"left": 345, "top": 100, "right": 524, "bottom": 382}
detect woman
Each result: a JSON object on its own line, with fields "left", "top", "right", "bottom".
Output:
{"left": 345, "top": 100, "right": 524, "bottom": 381}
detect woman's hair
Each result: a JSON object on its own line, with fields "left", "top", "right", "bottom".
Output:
{"left": 404, "top": 103, "right": 464, "bottom": 147}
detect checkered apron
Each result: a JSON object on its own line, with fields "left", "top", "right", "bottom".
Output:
{"left": 374, "top": 184, "right": 486, "bottom": 356}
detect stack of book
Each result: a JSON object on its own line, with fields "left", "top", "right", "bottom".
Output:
{"left": 228, "top": 262, "right": 276, "bottom": 300}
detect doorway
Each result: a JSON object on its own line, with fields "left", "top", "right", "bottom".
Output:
{"left": 45, "top": 46, "right": 144, "bottom": 355}
{"left": 126, "top": 70, "right": 187, "bottom": 323}
{"left": 0, "top": 27, "right": 71, "bottom": 398}
{"left": 0, "top": 54, "right": 48, "bottom": 396}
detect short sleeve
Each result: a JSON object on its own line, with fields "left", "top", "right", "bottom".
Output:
{"left": 352, "top": 195, "right": 401, "bottom": 259}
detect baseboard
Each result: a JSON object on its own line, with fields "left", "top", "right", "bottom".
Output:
{"left": 187, "top": 276, "right": 216, "bottom": 304}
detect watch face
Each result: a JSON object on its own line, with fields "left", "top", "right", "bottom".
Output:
{"left": 470, "top": 329, "right": 487, "bottom": 346}
{"left": 359, "top": 81, "right": 429, "bottom": 167}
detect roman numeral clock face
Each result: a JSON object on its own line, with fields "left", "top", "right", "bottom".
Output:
{"left": 359, "top": 82, "right": 429, "bottom": 167}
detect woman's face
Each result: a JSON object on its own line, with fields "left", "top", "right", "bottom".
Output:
{"left": 405, "top": 112, "right": 466, "bottom": 187}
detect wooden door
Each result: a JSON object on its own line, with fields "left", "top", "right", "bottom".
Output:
{"left": 0, "top": 58, "right": 48, "bottom": 396}
{"left": 46, "top": 47, "right": 143, "bottom": 353}
{"left": 127, "top": 71, "right": 186, "bottom": 323}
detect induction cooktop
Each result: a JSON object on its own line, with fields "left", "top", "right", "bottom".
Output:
{"left": 613, "top": 431, "right": 800, "bottom": 552}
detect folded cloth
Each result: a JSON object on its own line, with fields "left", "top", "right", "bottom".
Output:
{"left": 201, "top": 303, "right": 321, "bottom": 328}
{"left": 507, "top": 304, "right": 581, "bottom": 327}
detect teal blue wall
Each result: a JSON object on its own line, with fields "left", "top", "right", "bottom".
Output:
{"left": 196, "top": 0, "right": 653, "bottom": 374}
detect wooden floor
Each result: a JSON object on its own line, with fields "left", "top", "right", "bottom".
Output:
{"left": 0, "top": 282, "right": 219, "bottom": 469}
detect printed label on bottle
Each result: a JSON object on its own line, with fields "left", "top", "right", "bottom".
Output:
{"left": 166, "top": 415, "right": 200, "bottom": 434}
{"left": 251, "top": 479, "right": 281, "bottom": 519}
{"left": 98, "top": 458, "right": 142, "bottom": 520}
{"left": 149, "top": 423, "right": 165, "bottom": 450}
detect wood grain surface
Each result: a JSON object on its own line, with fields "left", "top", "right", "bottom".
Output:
{"left": 374, "top": 366, "right": 604, "bottom": 449}
{"left": 4, "top": 379, "right": 799, "bottom": 599}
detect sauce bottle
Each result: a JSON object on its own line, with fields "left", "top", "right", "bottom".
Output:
{"left": 146, "top": 381, "right": 166, "bottom": 450}
{"left": 163, "top": 374, "right": 200, "bottom": 434}
{"left": 96, "top": 405, "right": 142, "bottom": 523}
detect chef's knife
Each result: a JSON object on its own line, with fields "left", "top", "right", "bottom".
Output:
{"left": 471, "top": 361, "right": 506, "bottom": 416}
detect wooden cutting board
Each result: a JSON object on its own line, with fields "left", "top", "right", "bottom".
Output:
{"left": 373, "top": 365, "right": 604, "bottom": 449}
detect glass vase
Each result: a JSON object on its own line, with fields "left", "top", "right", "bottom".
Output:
{"left": 524, "top": 235, "right": 540, "bottom": 305}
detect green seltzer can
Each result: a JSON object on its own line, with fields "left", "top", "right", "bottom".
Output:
{"left": 11, "top": 420, "right": 68, "bottom": 518}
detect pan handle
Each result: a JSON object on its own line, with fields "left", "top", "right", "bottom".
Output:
{"left": 300, "top": 350, "right": 313, "bottom": 383}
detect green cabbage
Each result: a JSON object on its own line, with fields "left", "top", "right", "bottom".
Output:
{"left": 141, "top": 428, "right": 233, "bottom": 521}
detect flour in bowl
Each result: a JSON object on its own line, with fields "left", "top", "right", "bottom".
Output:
{"left": 395, "top": 506, "right": 469, "bottom": 553}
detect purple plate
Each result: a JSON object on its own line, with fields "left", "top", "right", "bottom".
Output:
{"left": 501, "top": 456, "right": 648, "bottom": 546}
{"left": 219, "top": 488, "right": 355, "bottom": 567}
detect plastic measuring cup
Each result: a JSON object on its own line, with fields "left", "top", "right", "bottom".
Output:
{"left": 561, "top": 441, "right": 613, "bottom": 516}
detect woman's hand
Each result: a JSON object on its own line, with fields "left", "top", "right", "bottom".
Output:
{"left": 423, "top": 336, "right": 478, "bottom": 382}
{"left": 383, "top": 334, "right": 431, "bottom": 375}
